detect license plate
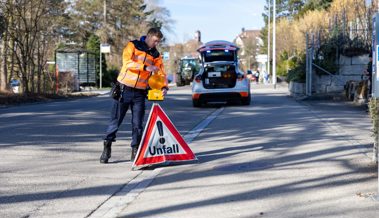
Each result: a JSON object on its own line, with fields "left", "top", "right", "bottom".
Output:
{"left": 208, "top": 72, "right": 221, "bottom": 77}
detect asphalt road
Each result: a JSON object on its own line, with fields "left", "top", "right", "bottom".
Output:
{"left": 0, "top": 84, "right": 378, "bottom": 218}
{"left": 0, "top": 86, "right": 216, "bottom": 218}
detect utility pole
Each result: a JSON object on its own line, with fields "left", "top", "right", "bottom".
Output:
{"left": 267, "top": 0, "right": 271, "bottom": 83}
{"left": 376, "top": 0, "right": 379, "bottom": 201}
{"left": 104, "top": 0, "right": 107, "bottom": 24}
{"left": 273, "top": 0, "right": 277, "bottom": 89}
{"left": 100, "top": 0, "right": 106, "bottom": 89}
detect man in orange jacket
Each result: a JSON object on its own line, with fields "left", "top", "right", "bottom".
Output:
{"left": 101, "top": 28, "right": 168, "bottom": 163}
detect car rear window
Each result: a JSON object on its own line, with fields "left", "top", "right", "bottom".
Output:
{"left": 205, "top": 64, "right": 235, "bottom": 73}
{"left": 204, "top": 50, "right": 235, "bottom": 62}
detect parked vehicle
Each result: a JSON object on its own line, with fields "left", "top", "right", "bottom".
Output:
{"left": 192, "top": 40, "right": 251, "bottom": 107}
{"left": 176, "top": 56, "right": 200, "bottom": 86}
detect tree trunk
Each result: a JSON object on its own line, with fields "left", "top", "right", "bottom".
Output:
{"left": 30, "top": 58, "right": 35, "bottom": 94}
{"left": 0, "top": 40, "right": 5, "bottom": 92}
{"left": 22, "top": 57, "right": 28, "bottom": 94}
{"left": 37, "top": 39, "right": 41, "bottom": 94}
{"left": 0, "top": 32, "right": 8, "bottom": 92}
{"left": 0, "top": 40, "right": 2, "bottom": 90}
{"left": 10, "top": 37, "right": 15, "bottom": 80}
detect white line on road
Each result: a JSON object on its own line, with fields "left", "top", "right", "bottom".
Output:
{"left": 87, "top": 170, "right": 160, "bottom": 218}
{"left": 87, "top": 107, "right": 224, "bottom": 218}
{"left": 184, "top": 107, "right": 225, "bottom": 143}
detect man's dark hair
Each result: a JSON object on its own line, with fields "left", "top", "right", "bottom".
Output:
{"left": 147, "top": 28, "right": 163, "bottom": 39}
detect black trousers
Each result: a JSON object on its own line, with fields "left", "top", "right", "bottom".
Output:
{"left": 103, "top": 87, "right": 146, "bottom": 147}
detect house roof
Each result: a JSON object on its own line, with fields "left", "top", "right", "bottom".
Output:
{"left": 236, "top": 29, "right": 261, "bottom": 40}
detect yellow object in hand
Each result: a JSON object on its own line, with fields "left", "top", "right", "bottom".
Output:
{"left": 148, "top": 72, "right": 166, "bottom": 101}
{"left": 148, "top": 89, "right": 164, "bottom": 101}
{"left": 148, "top": 73, "right": 165, "bottom": 90}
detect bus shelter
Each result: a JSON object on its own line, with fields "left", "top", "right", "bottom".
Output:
{"left": 55, "top": 48, "right": 97, "bottom": 91}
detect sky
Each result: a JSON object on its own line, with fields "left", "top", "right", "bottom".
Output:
{"left": 159, "top": 0, "right": 266, "bottom": 45}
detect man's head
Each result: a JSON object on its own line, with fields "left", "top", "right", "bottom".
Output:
{"left": 145, "top": 28, "right": 163, "bottom": 49}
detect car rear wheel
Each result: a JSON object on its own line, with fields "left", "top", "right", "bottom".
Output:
{"left": 192, "top": 99, "right": 201, "bottom": 107}
{"left": 241, "top": 92, "right": 251, "bottom": 105}
{"left": 176, "top": 75, "right": 185, "bottom": 87}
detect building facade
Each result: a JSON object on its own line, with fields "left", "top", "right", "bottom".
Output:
{"left": 234, "top": 28, "right": 266, "bottom": 72}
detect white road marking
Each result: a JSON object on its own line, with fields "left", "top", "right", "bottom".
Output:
{"left": 87, "top": 170, "right": 161, "bottom": 218}
{"left": 184, "top": 107, "right": 224, "bottom": 143}
{"left": 87, "top": 107, "right": 224, "bottom": 218}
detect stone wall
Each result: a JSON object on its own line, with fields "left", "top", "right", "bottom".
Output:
{"left": 312, "top": 55, "right": 369, "bottom": 94}
{"left": 289, "top": 81, "right": 305, "bottom": 96}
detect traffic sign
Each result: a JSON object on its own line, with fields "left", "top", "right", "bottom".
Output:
{"left": 256, "top": 54, "right": 268, "bottom": 62}
{"left": 100, "top": 44, "right": 111, "bottom": 53}
{"left": 132, "top": 103, "right": 197, "bottom": 170}
{"left": 163, "top": 52, "right": 169, "bottom": 60}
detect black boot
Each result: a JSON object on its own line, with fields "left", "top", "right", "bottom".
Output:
{"left": 100, "top": 140, "right": 112, "bottom": 163}
{"left": 131, "top": 147, "right": 138, "bottom": 162}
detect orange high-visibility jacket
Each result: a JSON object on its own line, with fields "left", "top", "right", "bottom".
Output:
{"left": 117, "top": 38, "right": 167, "bottom": 90}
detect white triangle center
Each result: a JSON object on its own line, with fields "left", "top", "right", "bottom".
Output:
{"left": 143, "top": 117, "right": 187, "bottom": 157}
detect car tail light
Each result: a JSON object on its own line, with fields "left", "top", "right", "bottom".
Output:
{"left": 194, "top": 74, "right": 202, "bottom": 83}
{"left": 223, "top": 72, "right": 232, "bottom": 78}
{"left": 240, "top": 92, "right": 249, "bottom": 97}
{"left": 192, "top": 93, "right": 200, "bottom": 99}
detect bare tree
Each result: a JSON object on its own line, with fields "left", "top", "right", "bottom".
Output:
{"left": 0, "top": 0, "right": 172, "bottom": 93}
{"left": 0, "top": 0, "right": 67, "bottom": 94}
{"left": 0, "top": 2, "right": 9, "bottom": 92}
{"left": 71, "top": 0, "right": 149, "bottom": 68}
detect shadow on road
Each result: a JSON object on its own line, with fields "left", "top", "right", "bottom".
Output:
{"left": 0, "top": 87, "right": 377, "bottom": 218}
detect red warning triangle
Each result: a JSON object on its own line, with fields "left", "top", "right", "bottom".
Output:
{"left": 132, "top": 103, "right": 197, "bottom": 170}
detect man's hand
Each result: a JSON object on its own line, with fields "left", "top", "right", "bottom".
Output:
{"left": 145, "top": 65, "right": 159, "bottom": 72}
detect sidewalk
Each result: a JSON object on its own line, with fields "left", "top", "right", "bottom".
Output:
{"left": 0, "top": 89, "right": 110, "bottom": 109}
{"left": 77, "top": 88, "right": 110, "bottom": 95}
{"left": 114, "top": 84, "right": 378, "bottom": 218}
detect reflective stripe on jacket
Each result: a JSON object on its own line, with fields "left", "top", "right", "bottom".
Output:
{"left": 117, "top": 39, "right": 167, "bottom": 90}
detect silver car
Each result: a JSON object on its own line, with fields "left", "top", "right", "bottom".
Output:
{"left": 192, "top": 40, "right": 251, "bottom": 107}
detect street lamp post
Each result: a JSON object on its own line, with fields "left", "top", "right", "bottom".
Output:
{"left": 100, "top": 48, "right": 102, "bottom": 89}
{"left": 99, "top": 0, "right": 107, "bottom": 89}
{"left": 376, "top": 0, "right": 379, "bottom": 202}
{"left": 268, "top": 0, "right": 271, "bottom": 84}
{"left": 273, "top": 0, "right": 277, "bottom": 89}
{"left": 104, "top": 0, "right": 107, "bottom": 23}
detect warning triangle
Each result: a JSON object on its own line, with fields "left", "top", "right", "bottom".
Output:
{"left": 132, "top": 103, "right": 197, "bottom": 170}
